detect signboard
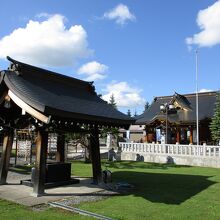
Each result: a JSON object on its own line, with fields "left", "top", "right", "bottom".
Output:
{"left": 156, "top": 129, "right": 161, "bottom": 142}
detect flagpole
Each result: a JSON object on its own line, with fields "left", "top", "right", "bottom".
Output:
{"left": 195, "top": 49, "right": 199, "bottom": 145}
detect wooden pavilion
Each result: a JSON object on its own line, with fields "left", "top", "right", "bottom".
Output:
{"left": 136, "top": 92, "right": 217, "bottom": 145}
{"left": 0, "top": 57, "right": 133, "bottom": 196}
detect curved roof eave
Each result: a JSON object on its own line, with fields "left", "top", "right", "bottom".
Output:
{"left": 3, "top": 72, "right": 46, "bottom": 113}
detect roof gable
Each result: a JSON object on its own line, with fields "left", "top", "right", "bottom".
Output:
{"left": 171, "top": 92, "right": 192, "bottom": 111}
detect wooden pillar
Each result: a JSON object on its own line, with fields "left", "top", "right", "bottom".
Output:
{"left": 14, "top": 137, "right": 18, "bottom": 165}
{"left": 0, "top": 129, "right": 14, "bottom": 184}
{"left": 90, "top": 125, "right": 102, "bottom": 184}
{"left": 176, "top": 128, "right": 180, "bottom": 143}
{"left": 33, "top": 128, "right": 48, "bottom": 196}
{"left": 189, "top": 127, "right": 193, "bottom": 144}
{"left": 56, "top": 133, "right": 65, "bottom": 163}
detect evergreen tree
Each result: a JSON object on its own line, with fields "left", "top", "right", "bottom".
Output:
{"left": 210, "top": 91, "right": 220, "bottom": 144}
{"left": 134, "top": 110, "right": 138, "bottom": 117}
{"left": 144, "top": 101, "right": 150, "bottom": 112}
{"left": 109, "top": 94, "right": 117, "bottom": 109}
{"left": 127, "top": 109, "right": 131, "bottom": 117}
{"left": 100, "top": 127, "right": 119, "bottom": 139}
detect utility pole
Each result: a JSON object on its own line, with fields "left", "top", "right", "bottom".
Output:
{"left": 166, "top": 106, "right": 168, "bottom": 144}
{"left": 195, "top": 49, "right": 199, "bottom": 145}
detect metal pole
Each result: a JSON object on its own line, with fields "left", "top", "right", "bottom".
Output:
{"left": 195, "top": 49, "right": 199, "bottom": 145}
{"left": 166, "top": 106, "right": 168, "bottom": 144}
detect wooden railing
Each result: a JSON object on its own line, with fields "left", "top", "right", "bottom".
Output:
{"left": 119, "top": 142, "right": 220, "bottom": 157}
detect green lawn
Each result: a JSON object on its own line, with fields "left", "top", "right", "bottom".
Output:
{"left": 72, "top": 161, "right": 220, "bottom": 220}
{"left": 0, "top": 199, "right": 93, "bottom": 220}
{"left": 2, "top": 161, "right": 220, "bottom": 220}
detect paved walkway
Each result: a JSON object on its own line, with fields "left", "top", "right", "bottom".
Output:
{"left": 0, "top": 172, "right": 105, "bottom": 206}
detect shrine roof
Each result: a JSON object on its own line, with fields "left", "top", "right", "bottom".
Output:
{"left": 0, "top": 57, "right": 133, "bottom": 127}
{"left": 136, "top": 91, "right": 217, "bottom": 125}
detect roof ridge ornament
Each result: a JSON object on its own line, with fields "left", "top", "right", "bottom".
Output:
{"left": 7, "top": 56, "right": 22, "bottom": 76}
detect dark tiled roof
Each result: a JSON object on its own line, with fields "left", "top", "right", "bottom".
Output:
{"left": 0, "top": 57, "right": 133, "bottom": 126}
{"left": 136, "top": 92, "right": 217, "bottom": 125}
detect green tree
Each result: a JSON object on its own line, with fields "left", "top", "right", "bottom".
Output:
{"left": 100, "top": 127, "right": 119, "bottom": 139}
{"left": 65, "top": 132, "right": 91, "bottom": 162}
{"left": 210, "top": 91, "right": 220, "bottom": 144}
{"left": 100, "top": 126, "right": 119, "bottom": 150}
{"left": 133, "top": 110, "right": 138, "bottom": 117}
{"left": 127, "top": 109, "right": 131, "bottom": 117}
{"left": 109, "top": 94, "right": 117, "bottom": 109}
{"left": 144, "top": 101, "right": 150, "bottom": 112}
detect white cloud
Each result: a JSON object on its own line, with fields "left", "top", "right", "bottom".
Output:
{"left": 199, "top": 88, "right": 213, "bottom": 93}
{"left": 103, "top": 4, "right": 136, "bottom": 25}
{"left": 77, "top": 61, "right": 108, "bottom": 81}
{"left": 102, "top": 81, "right": 145, "bottom": 108}
{"left": 35, "top": 12, "right": 51, "bottom": 19}
{"left": 0, "top": 14, "right": 92, "bottom": 66}
{"left": 186, "top": 0, "right": 220, "bottom": 47}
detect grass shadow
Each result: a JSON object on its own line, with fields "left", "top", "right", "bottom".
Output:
{"left": 113, "top": 170, "right": 216, "bottom": 205}
{"left": 103, "top": 161, "right": 191, "bottom": 170}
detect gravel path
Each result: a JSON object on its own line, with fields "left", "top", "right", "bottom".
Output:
{"left": 58, "top": 188, "right": 119, "bottom": 206}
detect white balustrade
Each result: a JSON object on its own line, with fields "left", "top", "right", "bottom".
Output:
{"left": 119, "top": 142, "right": 220, "bottom": 158}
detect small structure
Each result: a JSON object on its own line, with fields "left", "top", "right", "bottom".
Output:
{"left": 119, "top": 125, "right": 145, "bottom": 142}
{"left": 0, "top": 57, "right": 133, "bottom": 196}
{"left": 136, "top": 92, "right": 217, "bottom": 145}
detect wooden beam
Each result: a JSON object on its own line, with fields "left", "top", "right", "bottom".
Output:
{"left": 56, "top": 133, "right": 65, "bottom": 163}
{"left": 0, "top": 129, "right": 14, "bottom": 184}
{"left": 32, "top": 128, "right": 48, "bottom": 196}
{"left": 8, "top": 90, "right": 50, "bottom": 124}
{"left": 90, "top": 125, "right": 102, "bottom": 184}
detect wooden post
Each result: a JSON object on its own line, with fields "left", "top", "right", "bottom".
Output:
{"left": 15, "top": 137, "right": 18, "bottom": 165}
{"left": 189, "top": 127, "right": 193, "bottom": 144}
{"left": 90, "top": 125, "right": 102, "bottom": 184}
{"left": 33, "top": 128, "right": 48, "bottom": 196}
{"left": 56, "top": 133, "right": 65, "bottom": 163}
{"left": 0, "top": 129, "right": 14, "bottom": 184}
{"left": 176, "top": 127, "right": 180, "bottom": 143}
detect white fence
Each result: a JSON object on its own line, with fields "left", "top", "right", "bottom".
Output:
{"left": 119, "top": 142, "right": 220, "bottom": 168}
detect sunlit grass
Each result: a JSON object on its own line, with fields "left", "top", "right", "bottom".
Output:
{"left": 2, "top": 161, "right": 220, "bottom": 220}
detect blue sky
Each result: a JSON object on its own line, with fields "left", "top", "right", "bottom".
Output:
{"left": 0, "top": 0, "right": 220, "bottom": 115}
